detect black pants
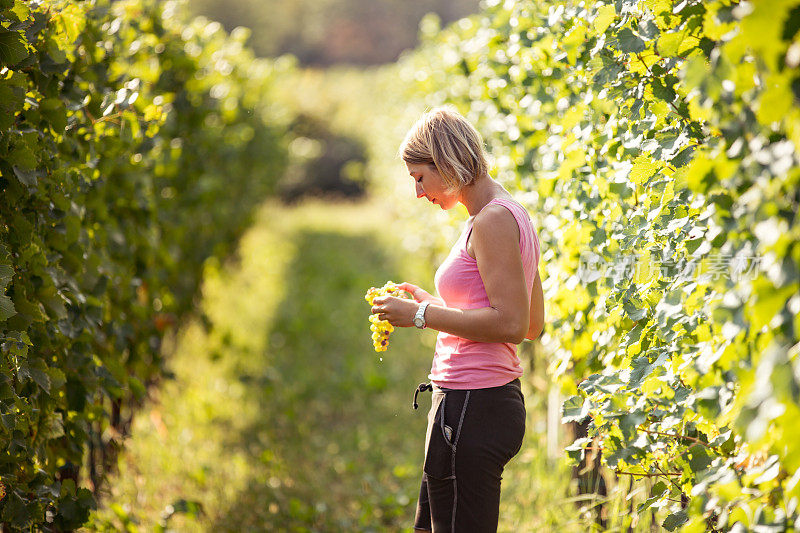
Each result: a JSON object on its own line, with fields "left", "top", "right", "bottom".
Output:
{"left": 414, "top": 379, "right": 526, "bottom": 532}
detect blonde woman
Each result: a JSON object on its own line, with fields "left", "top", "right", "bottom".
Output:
{"left": 370, "top": 106, "right": 544, "bottom": 532}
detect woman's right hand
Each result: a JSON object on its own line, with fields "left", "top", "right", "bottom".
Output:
{"left": 398, "top": 282, "right": 444, "bottom": 307}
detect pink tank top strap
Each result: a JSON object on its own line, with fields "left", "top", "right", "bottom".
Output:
{"left": 464, "top": 197, "right": 533, "bottom": 255}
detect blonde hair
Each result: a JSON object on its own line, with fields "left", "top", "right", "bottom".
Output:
{"left": 399, "top": 106, "right": 489, "bottom": 190}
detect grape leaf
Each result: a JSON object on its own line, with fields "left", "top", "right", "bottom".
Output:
{"left": 0, "top": 29, "right": 28, "bottom": 66}
{"left": 617, "top": 28, "right": 646, "bottom": 53}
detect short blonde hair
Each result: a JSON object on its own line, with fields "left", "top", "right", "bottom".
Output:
{"left": 399, "top": 106, "right": 489, "bottom": 190}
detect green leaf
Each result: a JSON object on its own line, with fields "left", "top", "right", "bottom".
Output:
{"left": 128, "top": 376, "right": 147, "bottom": 401}
{"left": 0, "top": 374, "right": 13, "bottom": 400}
{"left": 60, "top": 479, "right": 77, "bottom": 498}
{"left": 12, "top": 166, "right": 42, "bottom": 189}
{"left": 637, "top": 493, "right": 664, "bottom": 513}
{"left": 565, "top": 437, "right": 592, "bottom": 463}
{"left": 40, "top": 292, "right": 68, "bottom": 320}
{"left": 639, "top": 19, "right": 659, "bottom": 40}
{"left": 95, "top": 364, "right": 124, "bottom": 399}
{"left": 0, "top": 294, "right": 16, "bottom": 321}
{"left": 40, "top": 98, "right": 68, "bottom": 133}
{"left": 651, "top": 481, "right": 668, "bottom": 497}
{"left": 0, "top": 413, "right": 14, "bottom": 430}
{"left": 685, "top": 237, "right": 704, "bottom": 254}
{"left": 1, "top": 491, "right": 30, "bottom": 528}
{"left": 42, "top": 411, "right": 64, "bottom": 439}
{"left": 19, "top": 358, "right": 51, "bottom": 392}
{"left": 609, "top": 178, "right": 633, "bottom": 198}
{"left": 657, "top": 31, "right": 684, "bottom": 56}
{"left": 47, "top": 366, "right": 67, "bottom": 392}
{"left": 10, "top": 1, "right": 30, "bottom": 22}
{"left": 688, "top": 445, "right": 713, "bottom": 472}
{"left": 604, "top": 439, "right": 643, "bottom": 467}
{"left": 652, "top": 77, "right": 677, "bottom": 103}
{"left": 663, "top": 510, "right": 689, "bottom": 531}
{"left": 619, "top": 410, "right": 647, "bottom": 442}
{"left": 562, "top": 395, "right": 590, "bottom": 422}
{"left": 0, "top": 264, "right": 13, "bottom": 289}
{"left": 671, "top": 146, "right": 695, "bottom": 167}
{"left": 594, "top": 4, "right": 617, "bottom": 34}
{"left": 0, "top": 29, "right": 29, "bottom": 67}
{"left": 628, "top": 352, "right": 667, "bottom": 389}
{"left": 630, "top": 156, "right": 660, "bottom": 184}
{"left": 0, "top": 75, "right": 26, "bottom": 131}
{"left": 623, "top": 298, "right": 648, "bottom": 321}
{"left": 53, "top": 5, "right": 84, "bottom": 45}
{"left": 617, "top": 28, "right": 646, "bottom": 53}
{"left": 756, "top": 72, "right": 794, "bottom": 126}
{"left": 7, "top": 144, "right": 37, "bottom": 170}
{"left": 748, "top": 283, "right": 796, "bottom": 331}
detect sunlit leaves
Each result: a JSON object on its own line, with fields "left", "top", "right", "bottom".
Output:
{"left": 411, "top": 0, "right": 800, "bottom": 529}
{"left": 593, "top": 4, "right": 617, "bottom": 35}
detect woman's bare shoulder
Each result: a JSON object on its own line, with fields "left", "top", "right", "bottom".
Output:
{"left": 471, "top": 203, "right": 520, "bottom": 242}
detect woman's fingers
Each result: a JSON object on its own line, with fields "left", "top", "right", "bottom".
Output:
{"left": 398, "top": 282, "right": 424, "bottom": 301}
{"left": 371, "top": 296, "right": 392, "bottom": 315}
{"left": 371, "top": 306, "right": 389, "bottom": 322}
{"left": 397, "top": 282, "right": 417, "bottom": 294}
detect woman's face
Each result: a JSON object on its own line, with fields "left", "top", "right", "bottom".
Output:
{"left": 405, "top": 162, "right": 460, "bottom": 210}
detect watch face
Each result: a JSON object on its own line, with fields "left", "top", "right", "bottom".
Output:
{"left": 414, "top": 317, "right": 424, "bottom": 328}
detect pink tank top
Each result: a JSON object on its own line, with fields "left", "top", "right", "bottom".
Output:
{"left": 431, "top": 197, "right": 540, "bottom": 389}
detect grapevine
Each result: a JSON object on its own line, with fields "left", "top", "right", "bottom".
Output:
{"left": 0, "top": 0, "right": 293, "bottom": 528}
{"left": 401, "top": 0, "right": 800, "bottom": 530}
{"left": 364, "top": 281, "right": 406, "bottom": 352}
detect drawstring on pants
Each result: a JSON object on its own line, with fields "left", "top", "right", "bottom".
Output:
{"left": 413, "top": 382, "right": 433, "bottom": 409}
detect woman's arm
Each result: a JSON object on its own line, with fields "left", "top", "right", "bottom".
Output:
{"left": 373, "top": 206, "right": 530, "bottom": 344}
{"left": 526, "top": 270, "right": 544, "bottom": 340}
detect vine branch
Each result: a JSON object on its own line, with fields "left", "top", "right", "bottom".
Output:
{"left": 637, "top": 426, "right": 717, "bottom": 451}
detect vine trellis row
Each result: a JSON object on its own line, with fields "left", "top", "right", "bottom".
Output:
{"left": 0, "top": 0, "right": 292, "bottom": 528}
{"left": 405, "top": 0, "right": 800, "bottom": 530}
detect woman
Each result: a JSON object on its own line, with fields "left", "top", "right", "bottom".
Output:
{"left": 370, "top": 106, "right": 544, "bottom": 532}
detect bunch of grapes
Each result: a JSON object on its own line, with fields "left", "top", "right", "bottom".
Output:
{"left": 364, "top": 281, "right": 407, "bottom": 352}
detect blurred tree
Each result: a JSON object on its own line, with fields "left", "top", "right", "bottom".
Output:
{"left": 183, "top": 0, "right": 480, "bottom": 65}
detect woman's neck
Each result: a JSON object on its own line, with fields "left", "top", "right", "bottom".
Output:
{"left": 460, "top": 176, "right": 508, "bottom": 216}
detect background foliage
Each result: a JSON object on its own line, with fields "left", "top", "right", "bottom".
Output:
{"left": 402, "top": 0, "right": 800, "bottom": 529}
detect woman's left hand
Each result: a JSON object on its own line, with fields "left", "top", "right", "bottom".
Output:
{"left": 370, "top": 295, "right": 418, "bottom": 327}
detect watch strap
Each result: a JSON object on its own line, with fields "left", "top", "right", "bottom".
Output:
{"left": 414, "top": 301, "right": 430, "bottom": 329}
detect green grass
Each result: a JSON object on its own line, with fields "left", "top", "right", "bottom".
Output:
{"left": 85, "top": 199, "right": 432, "bottom": 531}
{"left": 86, "top": 198, "right": 589, "bottom": 532}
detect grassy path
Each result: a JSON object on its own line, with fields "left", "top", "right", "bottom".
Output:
{"left": 87, "top": 199, "right": 583, "bottom": 532}
{"left": 87, "top": 200, "right": 433, "bottom": 531}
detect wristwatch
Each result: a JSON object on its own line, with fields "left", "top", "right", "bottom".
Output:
{"left": 413, "top": 301, "right": 430, "bottom": 329}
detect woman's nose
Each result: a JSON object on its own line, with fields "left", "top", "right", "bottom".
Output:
{"left": 415, "top": 182, "right": 424, "bottom": 198}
